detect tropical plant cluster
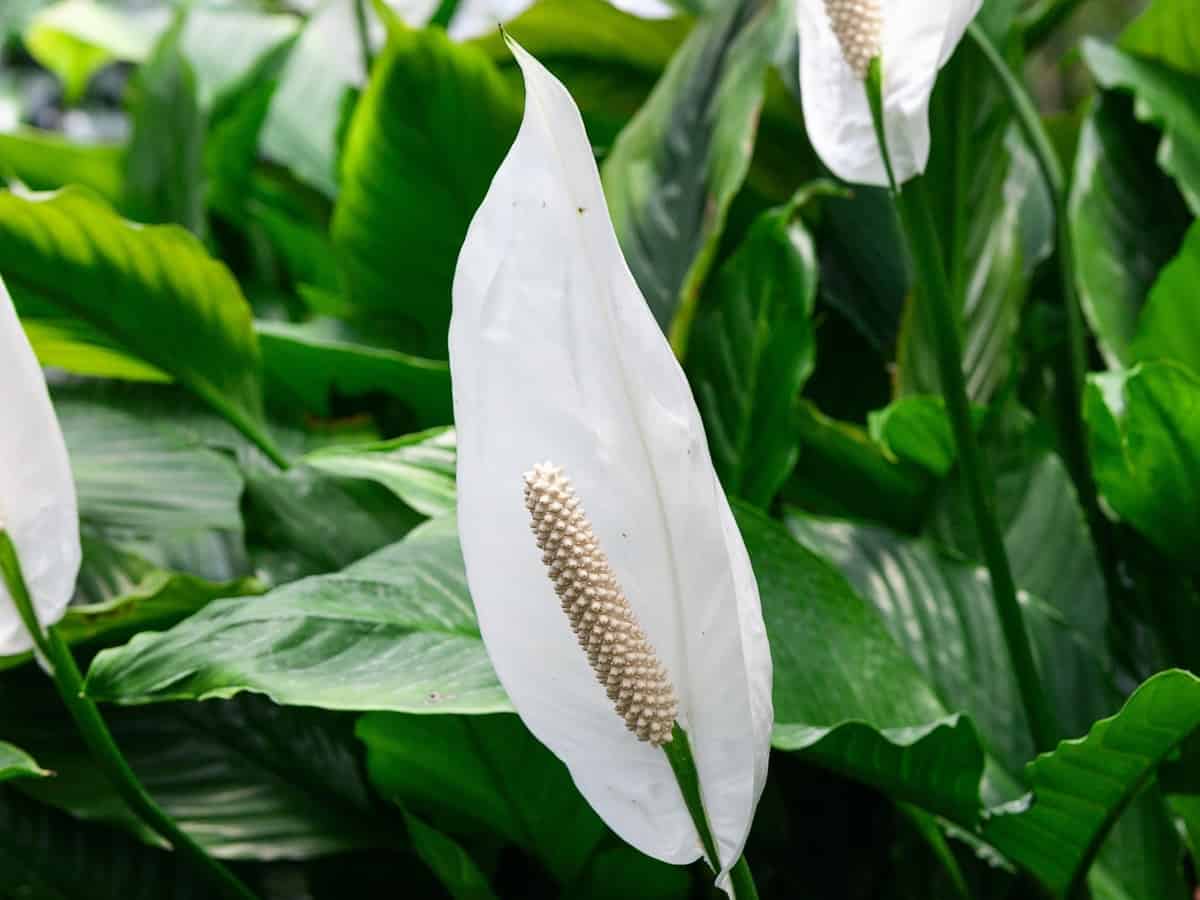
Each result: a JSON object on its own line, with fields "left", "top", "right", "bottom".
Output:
{"left": 0, "top": 0, "right": 1198, "bottom": 898}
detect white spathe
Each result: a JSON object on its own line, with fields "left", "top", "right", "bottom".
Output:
{"left": 0, "top": 276, "right": 80, "bottom": 654}
{"left": 443, "top": 0, "right": 678, "bottom": 39}
{"left": 450, "top": 35, "right": 772, "bottom": 887}
{"left": 797, "top": 0, "right": 982, "bottom": 186}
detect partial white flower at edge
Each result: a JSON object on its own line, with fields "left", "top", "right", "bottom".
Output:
{"left": 450, "top": 35, "right": 772, "bottom": 893}
{"left": 796, "top": 0, "right": 982, "bottom": 186}
{"left": 0, "top": 276, "right": 80, "bottom": 655}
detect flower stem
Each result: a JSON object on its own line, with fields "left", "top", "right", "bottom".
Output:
{"left": 430, "top": 0, "right": 462, "bottom": 29}
{"left": 0, "top": 532, "right": 260, "bottom": 900}
{"left": 864, "top": 61, "right": 1059, "bottom": 754}
{"left": 663, "top": 724, "right": 759, "bottom": 899}
{"left": 353, "top": 0, "right": 375, "bottom": 77}
{"left": 964, "top": 22, "right": 1123, "bottom": 617}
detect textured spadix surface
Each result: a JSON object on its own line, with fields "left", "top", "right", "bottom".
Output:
{"left": 0, "top": 275, "right": 79, "bottom": 654}
{"left": 797, "top": 0, "right": 982, "bottom": 185}
{"left": 450, "top": 36, "right": 772, "bottom": 877}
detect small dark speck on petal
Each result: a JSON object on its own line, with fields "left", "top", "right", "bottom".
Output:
{"left": 426, "top": 691, "right": 442, "bottom": 703}
{"left": 577, "top": 206, "right": 586, "bottom": 214}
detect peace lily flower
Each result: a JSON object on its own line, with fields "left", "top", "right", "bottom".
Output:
{"left": 0, "top": 276, "right": 80, "bottom": 655}
{"left": 450, "top": 36, "right": 772, "bottom": 889}
{"left": 797, "top": 0, "right": 982, "bottom": 186}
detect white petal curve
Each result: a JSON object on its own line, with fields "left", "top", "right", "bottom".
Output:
{"left": 450, "top": 36, "right": 772, "bottom": 880}
{"left": 0, "top": 277, "right": 80, "bottom": 655}
{"left": 796, "top": 0, "right": 980, "bottom": 186}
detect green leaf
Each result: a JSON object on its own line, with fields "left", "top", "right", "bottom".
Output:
{"left": 177, "top": 8, "right": 300, "bottom": 111}
{"left": 402, "top": 809, "right": 498, "bottom": 900}
{"left": 1084, "top": 361, "right": 1200, "bottom": 565}
{"left": 983, "top": 670, "right": 1200, "bottom": 898}
{"left": 123, "top": 14, "right": 206, "bottom": 233}
{"left": 23, "top": 0, "right": 164, "bottom": 102}
{"left": 601, "top": 0, "right": 785, "bottom": 339}
{"left": 304, "top": 427, "right": 457, "bottom": 518}
{"left": 357, "top": 712, "right": 604, "bottom": 884}
{"left": 57, "top": 395, "right": 244, "bottom": 540}
{"left": 257, "top": 320, "right": 452, "bottom": 429}
{"left": 567, "top": 846, "right": 691, "bottom": 900}
{"left": 1120, "top": 0, "right": 1200, "bottom": 76}
{"left": 688, "top": 198, "right": 817, "bottom": 506}
{"left": 1068, "top": 92, "right": 1192, "bottom": 368}
{"left": 0, "top": 742, "right": 47, "bottom": 782}
{"left": 735, "top": 504, "right": 986, "bottom": 823}
{"left": 1084, "top": 39, "right": 1200, "bottom": 215}
{"left": 0, "top": 188, "right": 271, "bottom": 449}
{"left": 1130, "top": 221, "right": 1200, "bottom": 372}
{"left": 786, "top": 512, "right": 1115, "bottom": 776}
{"left": 868, "top": 395, "right": 980, "bottom": 479}
{"left": 0, "top": 129, "right": 124, "bottom": 206}
{"left": 86, "top": 515, "right": 508, "bottom": 715}
{"left": 473, "top": 0, "right": 689, "bottom": 150}
{"left": 10, "top": 687, "right": 386, "bottom": 861}
{"left": 332, "top": 22, "right": 521, "bottom": 358}
{"left": 0, "top": 790, "right": 198, "bottom": 899}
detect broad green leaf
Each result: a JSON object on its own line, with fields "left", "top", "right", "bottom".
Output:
{"left": 0, "top": 188, "right": 270, "bottom": 444}
{"left": 1120, "top": 0, "right": 1200, "bottom": 76}
{"left": 9, "top": 686, "right": 385, "bottom": 860}
{"left": 868, "top": 395, "right": 978, "bottom": 479}
{"left": 402, "top": 809, "right": 498, "bottom": 900}
{"left": 258, "top": 320, "right": 452, "bottom": 429}
{"left": 332, "top": 21, "right": 521, "bottom": 357}
{"left": 1085, "top": 362, "right": 1200, "bottom": 565}
{"left": 1130, "top": 221, "right": 1200, "bottom": 372}
{"left": 21, "top": 318, "right": 168, "bottom": 382}
{"left": 304, "top": 427, "right": 457, "bottom": 518}
{"left": 1084, "top": 39, "right": 1200, "bottom": 215}
{"left": 260, "top": 0, "right": 372, "bottom": 195}
{"left": 474, "top": 0, "right": 689, "bottom": 149}
{"left": 123, "top": 15, "right": 205, "bottom": 233}
{"left": 86, "top": 515, "right": 508, "bottom": 715}
{"left": 0, "top": 790, "right": 198, "bottom": 899}
{"left": 602, "top": 0, "right": 785, "bottom": 338}
{"left": 357, "top": 712, "right": 604, "bottom": 884}
{"left": 785, "top": 400, "right": 933, "bottom": 534}
{"left": 787, "top": 512, "right": 1116, "bottom": 775}
{"left": 23, "top": 0, "right": 165, "bottom": 102}
{"left": 567, "top": 846, "right": 691, "bottom": 900}
{"left": 1089, "top": 788, "right": 1188, "bottom": 900}
{"left": 983, "top": 670, "right": 1200, "bottom": 898}
{"left": 1068, "top": 93, "right": 1192, "bottom": 368}
{"left": 0, "top": 541, "right": 261, "bottom": 672}
{"left": 0, "top": 129, "right": 124, "bottom": 206}
{"left": 0, "top": 742, "right": 46, "bottom": 782}
{"left": 736, "top": 504, "right": 986, "bottom": 822}
{"left": 58, "top": 396, "right": 244, "bottom": 540}
{"left": 689, "top": 198, "right": 817, "bottom": 506}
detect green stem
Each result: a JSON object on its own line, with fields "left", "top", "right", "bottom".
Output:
{"left": 865, "top": 62, "right": 1059, "bottom": 754}
{"left": 197, "top": 385, "right": 290, "bottom": 470}
{"left": 430, "top": 0, "right": 461, "bottom": 29}
{"left": 353, "top": 0, "right": 374, "bottom": 77}
{"left": 1018, "top": 0, "right": 1088, "bottom": 51}
{"left": 965, "top": 23, "right": 1124, "bottom": 620}
{"left": 0, "top": 532, "right": 260, "bottom": 900}
{"left": 662, "top": 724, "right": 759, "bottom": 899}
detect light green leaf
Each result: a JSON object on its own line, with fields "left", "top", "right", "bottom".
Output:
{"left": 0, "top": 128, "right": 124, "bottom": 206}
{"left": 304, "top": 427, "right": 457, "bottom": 518}
{"left": 1068, "top": 93, "right": 1192, "bottom": 368}
{"left": 689, "top": 198, "right": 817, "bottom": 506}
{"left": 602, "top": 0, "right": 786, "bottom": 339}
{"left": 23, "top": 0, "right": 166, "bottom": 102}
{"left": 0, "top": 742, "right": 47, "bottom": 782}
{"left": 1084, "top": 39, "right": 1200, "bottom": 215}
{"left": 178, "top": 8, "right": 300, "bottom": 110}
{"left": 86, "top": 515, "right": 508, "bottom": 715}
{"left": 332, "top": 21, "right": 521, "bottom": 357}
{"left": 867, "top": 395, "right": 983, "bottom": 479}
{"left": 737, "top": 504, "right": 986, "bottom": 822}
{"left": 1085, "top": 362, "right": 1200, "bottom": 565}
{"left": 357, "top": 712, "right": 604, "bottom": 884}
{"left": 1121, "top": 0, "right": 1200, "bottom": 76}
{"left": 258, "top": 320, "right": 452, "bottom": 429}
{"left": 1130, "top": 221, "right": 1200, "bottom": 373}
{"left": 983, "top": 670, "right": 1200, "bottom": 899}
{"left": 0, "top": 188, "right": 271, "bottom": 448}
